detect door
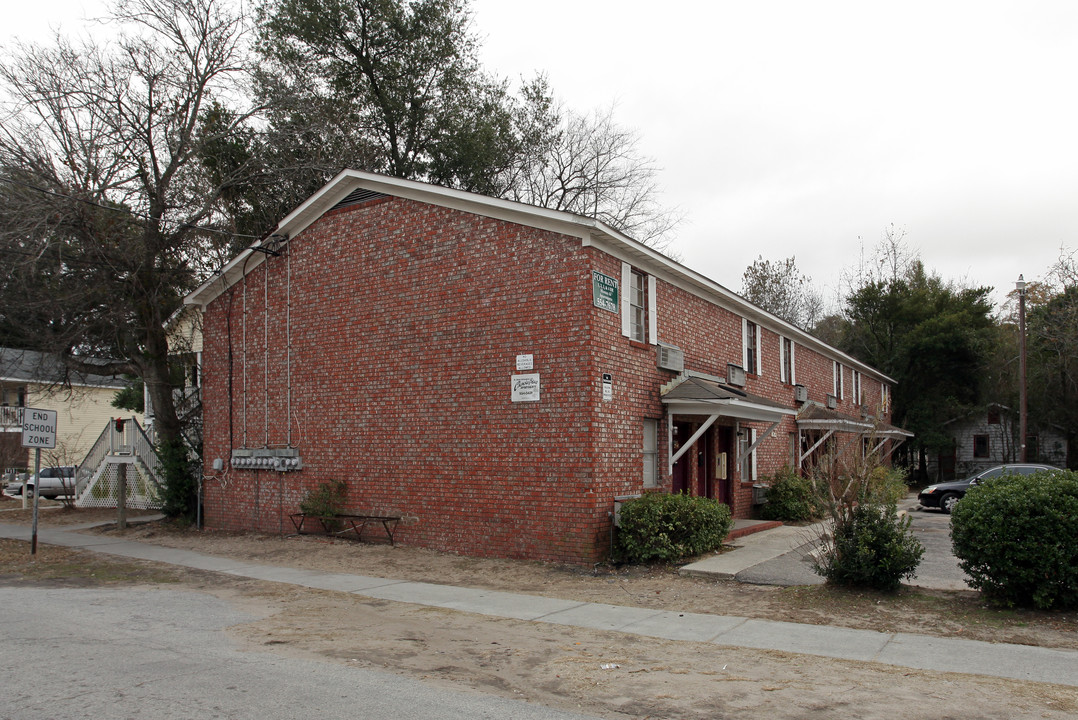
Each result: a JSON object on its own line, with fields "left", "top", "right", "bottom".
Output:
{"left": 671, "top": 421, "right": 693, "bottom": 494}
{"left": 714, "top": 425, "right": 733, "bottom": 505}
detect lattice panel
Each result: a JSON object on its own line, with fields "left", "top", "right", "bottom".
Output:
{"left": 76, "top": 462, "right": 163, "bottom": 510}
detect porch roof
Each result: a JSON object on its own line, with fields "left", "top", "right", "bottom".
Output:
{"left": 796, "top": 403, "right": 914, "bottom": 439}
{"left": 795, "top": 404, "right": 873, "bottom": 433}
{"left": 661, "top": 375, "right": 795, "bottom": 423}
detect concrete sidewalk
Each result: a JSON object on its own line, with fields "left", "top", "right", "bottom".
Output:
{"left": 2, "top": 521, "right": 1076, "bottom": 688}
{"left": 681, "top": 521, "right": 826, "bottom": 580}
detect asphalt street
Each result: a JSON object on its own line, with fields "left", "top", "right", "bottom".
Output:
{"left": 2, "top": 586, "right": 601, "bottom": 720}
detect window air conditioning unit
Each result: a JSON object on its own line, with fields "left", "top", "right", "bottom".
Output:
{"left": 794, "top": 384, "right": 808, "bottom": 403}
{"left": 826, "top": 394, "right": 837, "bottom": 409}
{"left": 656, "top": 343, "right": 684, "bottom": 372}
{"left": 727, "top": 363, "right": 746, "bottom": 387}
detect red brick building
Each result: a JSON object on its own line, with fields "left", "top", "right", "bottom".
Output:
{"left": 185, "top": 170, "right": 908, "bottom": 564}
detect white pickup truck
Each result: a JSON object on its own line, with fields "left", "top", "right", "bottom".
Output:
{"left": 4, "top": 466, "right": 78, "bottom": 499}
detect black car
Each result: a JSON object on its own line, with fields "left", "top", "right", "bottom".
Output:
{"left": 918, "top": 463, "right": 1058, "bottom": 513}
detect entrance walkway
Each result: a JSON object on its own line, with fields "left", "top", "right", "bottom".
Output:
{"left": 2, "top": 521, "right": 1075, "bottom": 688}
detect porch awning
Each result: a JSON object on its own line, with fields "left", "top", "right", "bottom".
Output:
{"left": 872, "top": 421, "right": 915, "bottom": 439}
{"left": 795, "top": 404, "right": 874, "bottom": 433}
{"left": 661, "top": 375, "right": 795, "bottom": 423}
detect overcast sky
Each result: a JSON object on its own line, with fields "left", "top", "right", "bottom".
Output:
{"left": 6, "top": 1, "right": 1076, "bottom": 310}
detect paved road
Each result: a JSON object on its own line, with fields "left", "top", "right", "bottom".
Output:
{"left": 3, "top": 520, "right": 1077, "bottom": 690}
{"left": 1, "top": 585, "right": 600, "bottom": 720}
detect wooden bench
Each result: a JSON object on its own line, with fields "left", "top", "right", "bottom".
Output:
{"left": 289, "top": 512, "right": 401, "bottom": 546}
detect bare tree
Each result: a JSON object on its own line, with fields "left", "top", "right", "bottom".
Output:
{"left": 740, "top": 255, "right": 824, "bottom": 329}
{"left": 0, "top": 0, "right": 259, "bottom": 514}
{"left": 502, "top": 96, "right": 680, "bottom": 251}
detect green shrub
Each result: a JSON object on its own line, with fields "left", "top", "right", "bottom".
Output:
{"left": 157, "top": 437, "right": 197, "bottom": 523}
{"left": 950, "top": 470, "right": 1078, "bottom": 610}
{"left": 616, "top": 492, "right": 732, "bottom": 563}
{"left": 299, "top": 479, "right": 347, "bottom": 526}
{"left": 760, "top": 465, "right": 821, "bottom": 522}
{"left": 812, "top": 503, "right": 924, "bottom": 591}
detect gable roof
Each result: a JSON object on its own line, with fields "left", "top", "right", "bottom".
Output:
{"left": 184, "top": 169, "right": 895, "bottom": 384}
{"left": 0, "top": 348, "right": 128, "bottom": 389}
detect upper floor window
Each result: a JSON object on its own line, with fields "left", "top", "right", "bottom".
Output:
{"left": 743, "top": 319, "right": 760, "bottom": 375}
{"left": 780, "top": 337, "right": 795, "bottom": 384}
{"left": 881, "top": 384, "right": 890, "bottom": 413}
{"left": 621, "top": 263, "right": 656, "bottom": 344}
{"left": 833, "top": 361, "right": 844, "bottom": 399}
{"left": 1, "top": 386, "right": 26, "bottom": 406}
{"left": 852, "top": 370, "right": 862, "bottom": 406}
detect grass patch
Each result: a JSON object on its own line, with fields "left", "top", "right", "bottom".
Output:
{"left": 0, "top": 539, "right": 181, "bottom": 586}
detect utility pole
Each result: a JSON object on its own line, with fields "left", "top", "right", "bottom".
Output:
{"left": 1016, "top": 275, "right": 1028, "bottom": 463}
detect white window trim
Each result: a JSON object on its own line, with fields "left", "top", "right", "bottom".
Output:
{"left": 780, "top": 337, "right": 796, "bottom": 385}
{"left": 853, "top": 370, "right": 862, "bottom": 406}
{"left": 647, "top": 275, "right": 657, "bottom": 345}
{"left": 620, "top": 263, "right": 658, "bottom": 345}
{"left": 742, "top": 319, "right": 762, "bottom": 376}
{"left": 738, "top": 425, "right": 758, "bottom": 482}
{"left": 643, "top": 419, "right": 658, "bottom": 487}
{"left": 833, "top": 361, "right": 844, "bottom": 400}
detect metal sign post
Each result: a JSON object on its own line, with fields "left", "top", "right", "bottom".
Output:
{"left": 21, "top": 408, "right": 58, "bottom": 556}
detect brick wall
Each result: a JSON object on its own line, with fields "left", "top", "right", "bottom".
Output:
{"left": 202, "top": 197, "right": 619, "bottom": 563}
{"left": 199, "top": 192, "right": 895, "bottom": 564}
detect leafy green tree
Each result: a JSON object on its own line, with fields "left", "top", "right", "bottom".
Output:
{"left": 252, "top": 0, "right": 679, "bottom": 248}
{"left": 839, "top": 256, "right": 996, "bottom": 476}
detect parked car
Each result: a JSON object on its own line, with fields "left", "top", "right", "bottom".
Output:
{"left": 5, "top": 466, "right": 79, "bottom": 500}
{"left": 918, "top": 463, "right": 1059, "bottom": 513}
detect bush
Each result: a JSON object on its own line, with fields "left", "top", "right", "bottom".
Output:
{"left": 299, "top": 479, "right": 347, "bottom": 519}
{"left": 760, "top": 466, "right": 821, "bottom": 522}
{"left": 813, "top": 503, "right": 924, "bottom": 591}
{"left": 616, "top": 492, "right": 732, "bottom": 563}
{"left": 157, "top": 437, "right": 197, "bottom": 523}
{"left": 950, "top": 470, "right": 1078, "bottom": 610}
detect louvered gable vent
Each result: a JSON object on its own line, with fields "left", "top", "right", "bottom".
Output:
{"left": 330, "top": 188, "right": 389, "bottom": 211}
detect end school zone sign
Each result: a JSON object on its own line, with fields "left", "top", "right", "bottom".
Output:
{"left": 22, "top": 408, "right": 58, "bottom": 449}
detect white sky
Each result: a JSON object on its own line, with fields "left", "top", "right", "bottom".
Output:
{"left": 6, "top": 0, "right": 1077, "bottom": 310}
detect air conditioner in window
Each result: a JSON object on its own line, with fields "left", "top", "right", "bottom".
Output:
{"left": 727, "top": 364, "right": 746, "bottom": 387}
{"left": 656, "top": 343, "right": 684, "bottom": 372}
{"left": 794, "top": 384, "right": 808, "bottom": 403}
{"left": 826, "top": 394, "right": 837, "bottom": 409}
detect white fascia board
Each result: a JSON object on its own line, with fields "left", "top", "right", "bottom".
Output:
{"left": 664, "top": 398, "right": 795, "bottom": 423}
{"left": 183, "top": 169, "right": 895, "bottom": 387}
{"left": 581, "top": 231, "right": 895, "bottom": 385}
{"left": 186, "top": 170, "right": 602, "bottom": 308}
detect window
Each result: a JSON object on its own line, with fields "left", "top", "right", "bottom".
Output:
{"left": 881, "top": 384, "right": 890, "bottom": 413}
{"left": 629, "top": 270, "right": 647, "bottom": 342}
{"left": 643, "top": 419, "right": 659, "bottom": 487}
{"left": 852, "top": 371, "right": 862, "bottom": 406}
{"left": 986, "top": 408, "right": 1001, "bottom": 424}
{"left": 973, "top": 434, "right": 989, "bottom": 458}
{"left": 833, "top": 362, "right": 844, "bottom": 399}
{"left": 621, "top": 263, "right": 656, "bottom": 344}
{"left": 743, "top": 319, "right": 760, "bottom": 375}
{"left": 738, "top": 426, "right": 758, "bottom": 481}
{"left": 780, "top": 337, "right": 795, "bottom": 384}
